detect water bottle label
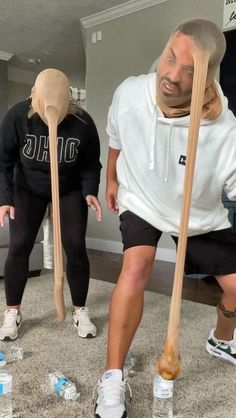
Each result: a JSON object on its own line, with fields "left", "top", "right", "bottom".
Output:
{"left": 153, "top": 378, "right": 173, "bottom": 399}
{"left": 55, "top": 377, "right": 69, "bottom": 395}
{"left": 0, "top": 380, "right": 12, "bottom": 395}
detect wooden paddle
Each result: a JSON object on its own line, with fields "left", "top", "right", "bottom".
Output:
{"left": 156, "top": 50, "right": 210, "bottom": 380}
{"left": 31, "top": 69, "right": 70, "bottom": 320}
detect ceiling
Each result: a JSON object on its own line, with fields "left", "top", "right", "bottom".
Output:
{"left": 0, "top": 0, "right": 131, "bottom": 86}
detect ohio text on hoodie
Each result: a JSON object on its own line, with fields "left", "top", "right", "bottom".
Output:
{"left": 0, "top": 99, "right": 102, "bottom": 205}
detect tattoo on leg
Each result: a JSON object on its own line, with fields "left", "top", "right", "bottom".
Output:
{"left": 218, "top": 303, "right": 236, "bottom": 318}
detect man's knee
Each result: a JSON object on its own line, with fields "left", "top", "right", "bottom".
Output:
{"left": 120, "top": 259, "right": 153, "bottom": 294}
{"left": 126, "top": 255, "right": 153, "bottom": 275}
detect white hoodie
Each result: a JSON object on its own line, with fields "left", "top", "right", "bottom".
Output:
{"left": 107, "top": 73, "right": 236, "bottom": 236}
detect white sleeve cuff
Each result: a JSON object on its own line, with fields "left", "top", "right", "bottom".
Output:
{"left": 109, "top": 137, "right": 121, "bottom": 150}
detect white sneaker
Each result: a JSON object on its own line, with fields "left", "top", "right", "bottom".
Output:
{"left": 0, "top": 308, "right": 22, "bottom": 341}
{"left": 206, "top": 328, "right": 236, "bottom": 365}
{"left": 72, "top": 307, "right": 97, "bottom": 338}
{"left": 93, "top": 369, "right": 132, "bottom": 418}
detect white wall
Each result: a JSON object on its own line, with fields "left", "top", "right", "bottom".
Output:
{"left": 8, "top": 81, "right": 31, "bottom": 107}
{"left": 84, "top": 0, "right": 223, "bottom": 261}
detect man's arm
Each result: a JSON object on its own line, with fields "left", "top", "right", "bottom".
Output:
{"left": 106, "top": 147, "right": 120, "bottom": 213}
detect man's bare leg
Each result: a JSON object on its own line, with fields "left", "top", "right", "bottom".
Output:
{"left": 106, "top": 245, "right": 156, "bottom": 370}
{"left": 215, "top": 274, "right": 236, "bottom": 341}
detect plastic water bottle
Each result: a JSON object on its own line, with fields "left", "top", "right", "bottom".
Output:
{"left": 43, "top": 210, "right": 54, "bottom": 269}
{"left": 48, "top": 371, "right": 79, "bottom": 401}
{"left": 0, "top": 346, "right": 24, "bottom": 364}
{"left": 0, "top": 361, "right": 13, "bottom": 418}
{"left": 152, "top": 372, "right": 174, "bottom": 418}
{"left": 123, "top": 351, "right": 136, "bottom": 378}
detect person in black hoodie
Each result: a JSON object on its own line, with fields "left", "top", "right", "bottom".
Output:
{"left": 0, "top": 69, "right": 102, "bottom": 341}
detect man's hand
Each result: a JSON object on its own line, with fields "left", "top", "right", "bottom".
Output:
{"left": 106, "top": 180, "right": 119, "bottom": 213}
{"left": 0, "top": 205, "right": 15, "bottom": 227}
{"left": 86, "top": 195, "right": 102, "bottom": 222}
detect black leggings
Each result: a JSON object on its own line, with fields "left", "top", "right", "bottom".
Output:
{"left": 4, "top": 187, "right": 90, "bottom": 306}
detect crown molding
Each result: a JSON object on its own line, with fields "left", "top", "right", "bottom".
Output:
{"left": 80, "top": 0, "right": 168, "bottom": 29}
{"left": 0, "top": 50, "right": 13, "bottom": 61}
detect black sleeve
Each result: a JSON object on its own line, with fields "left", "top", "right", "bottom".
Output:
{"left": 80, "top": 113, "right": 102, "bottom": 198}
{"left": 0, "top": 106, "right": 20, "bottom": 206}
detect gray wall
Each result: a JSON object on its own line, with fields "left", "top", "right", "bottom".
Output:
{"left": 8, "top": 81, "right": 31, "bottom": 107}
{"left": 84, "top": 0, "right": 224, "bottom": 257}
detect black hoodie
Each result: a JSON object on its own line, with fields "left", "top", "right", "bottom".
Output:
{"left": 0, "top": 99, "right": 102, "bottom": 205}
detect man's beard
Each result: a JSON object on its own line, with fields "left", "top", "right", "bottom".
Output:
{"left": 158, "top": 76, "right": 192, "bottom": 107}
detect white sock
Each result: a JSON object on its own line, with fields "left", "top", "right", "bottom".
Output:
{"left": 102, "top": 369, "right": 123, "bottom": 382}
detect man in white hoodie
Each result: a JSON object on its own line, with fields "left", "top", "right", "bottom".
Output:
{"left": 94, "top": 18, "right": 236, "bottom": 418}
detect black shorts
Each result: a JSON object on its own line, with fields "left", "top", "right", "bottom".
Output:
{"left": 119, "top": 210, "right": 236, "bottom": 276}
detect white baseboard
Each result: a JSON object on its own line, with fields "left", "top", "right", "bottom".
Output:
{"left": 86, "top": 237, "right": 176, "bottom": 263}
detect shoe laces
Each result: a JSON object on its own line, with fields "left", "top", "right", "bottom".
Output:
{"left": 215, "top": 341, "right": 225, "bottom": 349}
{"left": 211, "top": 328, "right": 236, "bottom": 348}
{"left": 2, "top": 309, "right": 18, "bottom": 328}
{"left": 93, "top": 378, "right": 132, "bottom": 407}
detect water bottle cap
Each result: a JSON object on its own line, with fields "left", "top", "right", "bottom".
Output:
{"left": 70, "top": 391, "right": 79, "bottom": 401}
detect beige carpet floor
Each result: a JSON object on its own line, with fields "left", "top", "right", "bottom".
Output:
{"left": 0, "top": 273, "right": 235, "bottom": 418}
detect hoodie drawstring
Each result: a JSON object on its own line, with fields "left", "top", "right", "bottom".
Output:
{"left": 149, "top": 110, "right": 174, "bottom": 184}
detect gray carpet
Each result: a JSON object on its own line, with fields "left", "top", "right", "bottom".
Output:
{"left": 0, "top": 274, "right": 235, "bottom": 418}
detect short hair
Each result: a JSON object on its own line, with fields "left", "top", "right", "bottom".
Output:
{"left": 172, "top": 18, "right": 226, "bottom": 71}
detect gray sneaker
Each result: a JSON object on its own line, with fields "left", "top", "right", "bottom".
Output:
{"left": 0, "top": 308, "right": 22, "bottom": 341}
{"left": 72, "top": 307, "right": 97, "bottom": 338}
{"left": 206, "top": 328, "right": 236, "bottom": 365}
{"left": 93, "top": 369, "right": 132, "bottom": 418}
